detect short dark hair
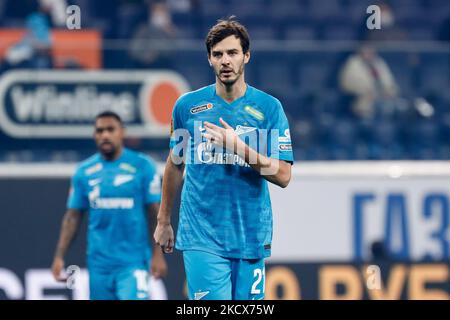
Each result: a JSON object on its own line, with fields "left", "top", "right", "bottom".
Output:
{"left": 95, "top": 111, "right": 123, "bottom": 125}
{"left": 205, "top": 16, "right": 250, "bottom": 56}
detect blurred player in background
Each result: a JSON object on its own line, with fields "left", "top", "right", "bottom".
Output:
{"left": 154, "top": 17, "right": 293, "bottom": 300}
{"left": 51, "top": 111, "right": 167, "bottom": 300}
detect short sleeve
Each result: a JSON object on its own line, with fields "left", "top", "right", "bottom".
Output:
{"left": 67, "top": 169, "right": 88, "bottom": 210}
{"left": 169, "top": 98, "right": 184, "bottom": 149}
{"left": 267, "top": 99, "right": 294, "bottom": 163}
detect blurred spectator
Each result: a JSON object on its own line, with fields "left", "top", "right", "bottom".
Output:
{"left": 128, "top": 0, "right": 177, "bottom": 68}
{"left": 0, "top": 1, "right": 6, "bottom": 22}
{"left": 167, "top": 0, "right": 192, "bottom": 13}
{"left": 339, "top": 45, "right": 399, "bottom": 119}
{"left": 39, "top": 0, "right": 67, "bottom": 27}
{"left": 116, "top": 0, "right": 149, "bottom": 39}
{"left": 1, "top": 2, "right": 53, "bottom": 71}
{"left": 437, "top": 15, "right": 450, "bottom": 42}
{"left": 365, "top": 2, "right": 408, "bottom": 42}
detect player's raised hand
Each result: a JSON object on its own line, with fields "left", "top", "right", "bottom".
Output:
{"left": 154, "top": 221, "right": 174, "bottom": 254}
{"left": 219, "top": 117, "right": 233, "bottom": 129}
{"left": 204, "top": 118, "right": 240, "bottom": 153}
{"left": 51, "top": 256, "right": 67, "bottom": 282}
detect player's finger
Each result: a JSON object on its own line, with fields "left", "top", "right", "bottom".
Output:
{"left": 161, "top": 240, "right": 171, "bottom": 253}
{"left": 162, "top": 246, "right": 172, "bottom": 254}
{"left": 202, "top": 133, "right": 213, "bottom": 141}
{"left": 53, "top": 271, "right": 68, "bottom": 282}
{"left": 204, "top": 121, "right": 220, "bottom": 130}
{"left": 166, "top": 239, "right": 174, "bottom": 253}
{"left": 203, "top": 132, "right": 221, "bottom": 143}
{"left": 205, "top": 127, "right": 225, "bottom": 139}
{"left": 219, "top": 118, "right": 232, "bottom": 129}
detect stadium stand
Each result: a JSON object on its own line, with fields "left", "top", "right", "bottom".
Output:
{"left": 0, "top": 0, "right": 449, "bottom": 162}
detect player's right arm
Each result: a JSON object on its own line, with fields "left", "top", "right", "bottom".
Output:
{"left": 154, "top": 95, "right": 187, "bottom": 253}
{"left": 52, "top": 168, "right": 88, "bottom": 281}
{"left": 154, "top": 150, "right": 184, "bottom": 254}
{"left": 52, "top": 208, "right": 83, "bottom": 281}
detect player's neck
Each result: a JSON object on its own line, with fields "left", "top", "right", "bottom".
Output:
{"left": 102, "top": 146, "right": 123, "bottom": 161}
{"left": 215, "top": 77, "right": 247, "bottom": 104}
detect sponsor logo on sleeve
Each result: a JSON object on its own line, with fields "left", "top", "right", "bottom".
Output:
{"left": 278, "top": 128, "right": 292, "bottom": 143}
{"left": 279, "top": 144, "right": 292, "bottom": 151}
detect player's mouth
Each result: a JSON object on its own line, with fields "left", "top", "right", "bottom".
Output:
{"left": 221, "top": 69, "right": 233, "bottom": 76}
{"left": 100, "top": 141, "right": 113, "bottom": 148}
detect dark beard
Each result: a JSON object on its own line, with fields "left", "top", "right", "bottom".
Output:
{"left": 99, "top": 144, "right": 117, "bottom": 160}
{"left": 217, "top": 64, "right": 244, "bottom": 87}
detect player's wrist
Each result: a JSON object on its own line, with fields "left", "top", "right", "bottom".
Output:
{"left": 54, "top": 248, "right": 65, "bottom": 260}
{"left": 157, "top": 216, "right": 171, "bottom": 225}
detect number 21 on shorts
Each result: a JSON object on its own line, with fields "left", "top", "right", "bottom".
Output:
{"left": 251, "top": 267, "right": 265, "bottom": 295}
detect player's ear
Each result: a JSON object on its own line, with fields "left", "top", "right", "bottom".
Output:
{"left": 207, "top": 51, "right": 214, "bottom": 66}
{"left": 244, "top": 50, "right": 250, "bottom": 64}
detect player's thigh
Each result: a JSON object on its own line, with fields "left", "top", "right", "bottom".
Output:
{"left": 115, "top": 266, "right": 149, "bottom": 300}
{"left": 89, "top": 270, "right": 116, "bottom": 300}
{"left": 232, "top": 258, "right": 265, "bottom": 300}
{"left": 183, "top": 250, "right": 232, "bottom": 300}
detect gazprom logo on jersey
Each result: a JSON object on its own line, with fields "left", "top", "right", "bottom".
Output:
{"left": 88, "top": 185, "right": 134, "bottom": 209}
{"left": 93, "top": 198, "right": 135, "bottom": 209}
{"left": 0, "top": 70, "right": 190, "bottom": 138}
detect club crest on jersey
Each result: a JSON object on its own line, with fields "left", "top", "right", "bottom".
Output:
{"left": 113, "top": 174, "right": 134, "bottom": 186}
{"left": 190, "top": 103, "right": 213, "bottom": 114}
{"left": 244, "top": 105, "right": 264, "bottom": 121}
{"left": 235, "top": 125, "right": 257, "bottom": 136}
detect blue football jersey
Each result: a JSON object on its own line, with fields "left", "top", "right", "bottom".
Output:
{"left": 67, "top": 148, "right": 161, "bottom": 270}
{"left": 170, "top": 84, "right": 294, "bottom": 259}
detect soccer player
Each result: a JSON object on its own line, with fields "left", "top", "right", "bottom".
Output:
{"left": 51, "top": 111, "right": 167, "bottom": 300}
{"left": 154, "top": 18, "right": 293, "bottom": 300}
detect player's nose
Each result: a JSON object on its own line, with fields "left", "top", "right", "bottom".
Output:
{"left": 100, "top": 130, "right": 111, "bottom": 139}
{"left": 221, "top": 54, "right": 231, "bottom": 64}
